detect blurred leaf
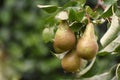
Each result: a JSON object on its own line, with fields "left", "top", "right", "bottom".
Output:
{"left": 99, "top": 35, "right": 120, "bottom": 55}
{"left": 70, "top": 22, "right": 82, "bottom": 32}
{"left": 12, "top": 60, "right": 35, "bottom": 72}
{"left": 0, "top": 28, "right": 10, "bottom": 41}
{"left": 22, "top": 34, "right": 40, "bottom": 47}
{"left": 116, "top": 64, "right": 120, "bottom": 79}
{"left": 78, "top": 0, "right": 86, "bottom": 7}
{"left": 0, "top": 10, "right": 11, "bottom": 24}
{"left": 37, "top": 5, "right": 58, "bottom": 13}
{"left": 101, "top": 0, "right": 118, "bottom": 18}
{"left": 5, "top": 0, "right": 16, "bottom": 8}
{"left": 78, "top": 10, "right": 85, "bottom": 22}
{"left": 69, "top": 8, "right": 78, "bottom": 21}
{"left": 101, "top": 5, "right": 113, "bottom": 18}
{"left": 82, "top": 72, "right": 111, "bottom": 80}
{"left": 114, "top": 45, "right": 120, "bottom": 52}
{"left": 116, "top": 8, "right": 120, "bottom": 17}
{"left": 77, "top": 57, "right": 96, "bottom": 77}
{"left": 100, "top": 14, "right": 120, "bottom": 47}
{"left": 104, "top": 0, "right": 117, "bottom": 6}
{"left": 8, "top": 43, "right": 23, "bottom": 59}
{"left": 42, "top": 27, "right": 54, "bottom": 43}
{"left": 69, "top": 8, "right": 85, "bottom": 22}
{"left": 62, "top": 1, "right": 77, "bottom": 10}
{"left": 81, "top": 59, "right": 98, "bottom": 78}
{"left": 85, "top": 6, "right": 93, "bottom": 15}
{"left": 56, "top": 11, "right": 68, "bottom": 20}
{"left": 37, "top": 57, "right": 60, "bottom": 74}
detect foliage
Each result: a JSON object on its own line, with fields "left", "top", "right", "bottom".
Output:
{"left": 0, "top": 0, "right": 120, "bottom": 80}
{"left": 38, "top": 0, "right": 120, "bottom": 79}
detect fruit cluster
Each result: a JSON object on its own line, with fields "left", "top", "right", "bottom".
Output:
{"left": 53, "top": 20, "right": 98, "bottom": 72}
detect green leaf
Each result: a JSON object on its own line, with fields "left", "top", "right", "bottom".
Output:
{"left": 114, "top": 45, "right": 120, "bottom": 52}
{"left": 100, "top": 14, "right": 120, "bottom": 47}
{"left": 116, "top": 8, "right": 120, "bottom": 17}
{"left": 101, "top": 0, "right": 117, "bottom": 18}
{"left": 37, "top": 5, "right": 58, "bottom": 13}
{"left": 70, "top": 22, "right": 82, "bottom": 32}
{"left": 69, "top": 8, "right": 78, "bottom": 22}
{"left": 42, "top": 27, "right": 54, "bottom": 43}
{"left": 8, "top": 43, "right": 23, "bottom": 59}
{"left": 69, "top": 8, "right": 85, "bottom": 22}
{"left": 116, "top": 64, "right": 120, "bottom": 79}
{"left": 62, "top": 1, "right": 78, "bottom": 10}
{"left": 77, "top": 10, "right": 85, "bottom": 22}
{"left": 85, "top": 6, "right": 93, "bottom": 15}
{"left": 104, "top": 0, "right": 118, "bottom": 6}
{"left": 101, "top": 5, "right": 113, "bottom": 18}
{"left": 78, "top": 0, "right": 86, "bottom": 7}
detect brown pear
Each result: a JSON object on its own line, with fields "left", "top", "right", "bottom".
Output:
{"left": 61, "top": 50, "right": 81, "bottom": 72}
{"left": 76, "top": 23, "right": 98, "bottom": 60}
{"left": 53, "top": 20, "right": 76, "bottom": 53}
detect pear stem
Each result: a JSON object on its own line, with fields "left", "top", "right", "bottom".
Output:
{"left": 86, "top": 12, "right": 91, "bottom": 24}
{"left": 59, "top": 20, "right": 68, "bottom": 29}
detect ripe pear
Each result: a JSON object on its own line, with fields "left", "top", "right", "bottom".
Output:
{"left": 53, "top": 20, "right": 76, "bottom": 53}
{"left": 61, "top": 50, "right": 81, "bottom": 72}
{"left": 76, "top": 23, "right": 98, "bottom": 60}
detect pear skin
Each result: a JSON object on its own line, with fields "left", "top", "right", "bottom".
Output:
{"left": 61, "top": 50, "right": 81, "bottom": 72}
{"left": 54, "top": 20, "right": 76, "bottom": 53}
{"left": 76, "top": 23, "right": 98, "bottom": 60}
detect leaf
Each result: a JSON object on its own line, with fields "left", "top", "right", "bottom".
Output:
{"left": 69, "top": 8, "right": 85, "bottom": 22}
{"left": 77, "top": 10, "right": 85, "bottom": 22}
{"left": 62, "top": 1, "right": 78, "bottom": 10}
{"left": 70, "top": 22, "right": 82, "bottom": 32}
{"left": 98, "top": 35, "right": 120, "bottom": 55}
{"left": 85, "top": 6, "right": 93, "bottom": 15}
{"left": 104, "top": 0, "right": 118, "bottom": 6}
{"left": 37, "top": 5, "right": 58, "bottom": 13}
{"left": 55, "top": 11, "right": 68, "bottom": 20}
{"left": 101, "top": 5, "right": 113, "bottom": 18}
{"left": 76, "top": 57, "right": 96, "bottom": 77}
{"left": 82, "top": 72, "right": 111, "bottom": 80}
{"left": 100, "top": 0, "right": 117, "bottom": 18}
{"left": 69, "top": 8, "right": 78, "bottom": 22}
{"left": 42, "top": 27, "right": 54, "bottom": 43}
{"left": 78, "top": 0, "right": 86, "bottom": 7}
{"left": 116, "top": 64, "right": 120, "bottom": 79}
{"left": 100, "top": 14, "right": 120, "bottom": 47}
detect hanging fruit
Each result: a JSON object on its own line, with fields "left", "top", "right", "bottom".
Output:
{"left": 53, "top": 20, "right": 76, "bottom": 53}
{"left": 76, "top": 23, "right": 98, "bottom": 60}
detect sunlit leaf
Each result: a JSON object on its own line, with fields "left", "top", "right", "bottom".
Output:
{"left": 101, "top": 5, "right": 113, "bottom": 18}
{"left": 37, "top": 5, "right": 58, "bottom": 13}
{"left": 99, "top": 35, "right": 120, "bottom": 55}
{"left": 100, "top": 14, "right": 120, "bottom": 47}
{"left": 56, "top": 11, "right": 68, "bottom": 20}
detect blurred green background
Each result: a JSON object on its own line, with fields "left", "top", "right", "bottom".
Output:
{"left": 0, "top": 0, "right": 70, "bottom": 80}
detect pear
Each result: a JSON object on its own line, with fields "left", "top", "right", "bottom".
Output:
{"left": 76, "top": 23, "right": 98, "bottom": 60}
{"left": 61, "top": 49, "right": 81, "bottom": 72}
{"left": 53, "top": 20, "right": 76, "bottom": 53}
